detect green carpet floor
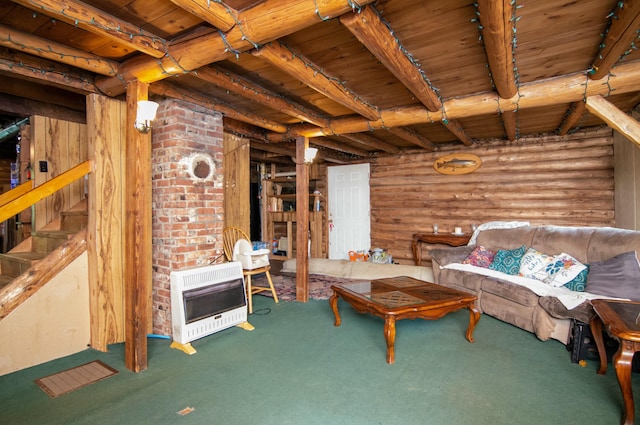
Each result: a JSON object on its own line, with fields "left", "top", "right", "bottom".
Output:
{"left": 1, "top": 295, "right": 637, "bottom": 425}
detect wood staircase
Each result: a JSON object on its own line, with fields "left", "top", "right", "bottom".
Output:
{"left": 0, "top": 200, "right": 87, "bottom": 291}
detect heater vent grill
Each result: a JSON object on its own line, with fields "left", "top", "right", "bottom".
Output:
{"left": 170, "top": 262, "right": 247, "bottom": 344}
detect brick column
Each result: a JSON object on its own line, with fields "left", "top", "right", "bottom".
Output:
{"left": 151, "top": 99, "right": 224, "bottom": 336}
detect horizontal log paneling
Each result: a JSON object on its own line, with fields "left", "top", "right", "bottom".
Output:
{"left": 369, "top": 130, "right": 615, "bottom": 265}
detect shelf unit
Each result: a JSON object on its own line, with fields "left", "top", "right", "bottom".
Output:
{"left": 261, "top": 173, "right": 324, "bottom": 259}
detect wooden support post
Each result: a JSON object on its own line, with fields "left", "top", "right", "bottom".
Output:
{"left": 295, "top": 136, "right": 309, "bottom": 302}
{"left": 124, "top": 81, "right": 153, "bottom": 372}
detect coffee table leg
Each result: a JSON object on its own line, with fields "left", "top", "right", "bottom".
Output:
{"left": 384, "top": 315, "right": 396, "bottom": 364}
{"left": 590, "top": 316, "right": 608, "bottom": 375}
{"left": 465, "top": 303, "right": 480, "bottom": 343}
{"left": 613, "top": 340, "right": 636, "bottom": 425}
{"left": 329, "top": 291, "right": 341, "bottom": 327}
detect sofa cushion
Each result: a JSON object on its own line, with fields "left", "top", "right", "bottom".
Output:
{"left": 430, "top": 245, "right": 475, "bottom": 267}
{"left": 462, "top": 246, "right": 496, "bottom": 268}
{"left": 586, "top": 251, "right": 640, "bottom": 300}
{"left": 538, "top": 296, "right": 595, "bottom": 324}
{"left": 519, "top": 248, "right": 554, "bottom": 280}
{"left": 543, "top": 253, "right": 588, "bottom": 287}
{"left": 480, "top": 276, "right": 539, "bottom": 307}
{"left": 437, "top": 268, "right": 482, "bottom": 293}
{"left": 489, "top": 245, "right": 527, "bottom": 275}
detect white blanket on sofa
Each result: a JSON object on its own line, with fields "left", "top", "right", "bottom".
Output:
{"left": 442, "top": 263, "right": 626, "bottom": 309}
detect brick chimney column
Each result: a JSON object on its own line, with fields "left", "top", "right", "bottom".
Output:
{"left": 150, "top": 99, "right": 224, "bottom": 336}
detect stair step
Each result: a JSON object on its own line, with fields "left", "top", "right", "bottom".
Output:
{"left": 60, "top": 209, "right": 88, "bottom": 232}
{"left": 0, "top": 252, "right": 48, "bottom": 277}
{"left": 31, "top": 230, "right": 76, "bottom": 253}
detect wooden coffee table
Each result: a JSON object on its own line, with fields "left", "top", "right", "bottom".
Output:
{"left": 329, "top": 276, "right": 480, "bottom": 364}
{"left": 591, "top": 299, "right": 640, "bottom": 425}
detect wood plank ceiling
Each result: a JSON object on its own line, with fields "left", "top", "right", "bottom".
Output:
{"left": 0, "top": 0, "right": 639, "bottom": 164}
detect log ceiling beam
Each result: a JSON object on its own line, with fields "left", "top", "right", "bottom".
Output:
{"left": 476, "top": 0, "right": 516, "bottom": 99}
{"left": 0, "top": 92, "right": 85, "bottom": 123}
{"left": 339, "top": 132, "right": 399, "bottom": 154}
{"left": 253, "top": 41, "right": 381, "bottom": 121}
{"left": 502, "top": 110, "right": 517, "bottom": 141}
{"left": 313, "top": 137, "right": 369, "bottom": 157}
{"left": 386, "top": 127, "right": 434, "bottom": 151}
{"left": 441, "top": 119, "right": 473, "bottom": 146}
{"left": 95, "top": 0, "right": 376, "bottom": 96}
{"left": 340, "top": 6, "right": 473, "bottom": 146}
{"left": 169, "top": 0, "right": 238, "bottom": 32}
{"left": 340, "top": 6, "right": 441, "bottom": 111}
{"left": 11, "top": 0, "right": 167, "bottom": 59}
{"left": 0, "top": 24, "right": 119, "bottom": 76}
{"left": 2, "top": 75, "right": 85, "bottom": 112}
{"left": 0, "top": 47, "right": 97, "bottom": 94}
{"left": 558, "top": 101, "right": 587, "bottom": 136}
{"left": 283, "top": 60, "right": 640, "bottom": 137}
{"left": 585, "top": 95, "right": 640, "bottom": 147}
{"left": 590, "top": 2, "right": 640, "bottom": 80}
{"left": 195, "top": 66, "right": 330, "bottom": 127}
{"left": 150, "top": 81, "right": 288, "bottom": 133}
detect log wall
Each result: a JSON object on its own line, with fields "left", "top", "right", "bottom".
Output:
{"left": 370, "top": 128, "right": 615, "bottom": 265}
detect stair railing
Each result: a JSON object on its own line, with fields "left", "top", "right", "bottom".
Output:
{"left": 0, "top": 160, "right": 94, "bottom": 224}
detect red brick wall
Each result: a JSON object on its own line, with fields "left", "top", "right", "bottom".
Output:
{"left": 151, "top": 98, "right": 224, "bottom": 336}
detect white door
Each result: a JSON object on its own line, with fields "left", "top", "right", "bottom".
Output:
{"left": 328, "top": 163, "right": 371, "bottom": 260}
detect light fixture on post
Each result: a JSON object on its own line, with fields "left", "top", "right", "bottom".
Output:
{"left": 134, "top": 100, "right": 159, "bottom": 134}
{"left": 304, "top": 147, "right": 318, "bottom": 164}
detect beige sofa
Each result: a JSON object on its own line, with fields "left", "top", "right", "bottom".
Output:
{"left": 430, "top": 225, "right": 640, "bottom": 344}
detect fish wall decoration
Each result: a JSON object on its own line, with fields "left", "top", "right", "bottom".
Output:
{"left": 433, "top": 153, "right": 482, "bottom": 175}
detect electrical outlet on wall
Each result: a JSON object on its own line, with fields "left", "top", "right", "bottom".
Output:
{"left": 39, "top": 161, "right": 48, "bottom": 173}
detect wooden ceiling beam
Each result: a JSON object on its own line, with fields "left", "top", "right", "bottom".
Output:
{"left": 340, "top": 6, "right": 473, "bottom": 146}
{"left": 590, "top": 2, "right": 640, "bottom": 80}
{"left": 95, "top": 0, "right": 376, "bottom": 96}
{"left": 253, "top": 42, "right": 380, "bottom": 120}
{"left": 441, "top": 119, "right": 473, "bottom": 146}
{"left": 386, "top": 127, "right": 434, "bottom": 151}
{"left": 151, "top": 81, "right": 288, "bottom": 133}
{"left": 558, "top": 101, "right": 587, "bottom": 136}
{"left": 312, "top": 137, "right": 369, "bottom": 157}
{"left": 0, "top": 47, "right": 96, "bottom": 94}
{"left": 0, "top": 24, "right": 119, "bottom": 76}
{"left": 285, "top": 60, "right": 640, "bottom": 137}
{"left": 476, "top": 0, "right": 517, "bottom": 99}
{"left": 340, "top": 5, "right": 441, "bottom": 111}
{"left": 340, "top": 132, "right": 399, "bottom": 154}
{"left": 585, "top": 95, "right": 640, "bottom": 147}
{"left": 195, "top": 66, "right": 330, "bottom": 127}
{"left": 502, "top": 110, "right": 517, "bottom": 141}
{"left": 0, "top": 92, "right": 85, "bottom": 123}
{"left": 169, "top": 0, "right": 238, "bottom": 32}
{"left": 11, "top": 0, "right": 167, "bottom": 59}
{"left": 1, "top": 76, "right": 85, "bottom": 111}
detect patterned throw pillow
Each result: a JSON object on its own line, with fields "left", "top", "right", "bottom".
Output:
{"left": 543, "top": 253, "right": 588, "bottom": 287}
{"left": 462, "top": 246, "right": 497, "bottom": 268}
{"left": 519, "top": 248, "right": 554, "bottom": 281}
{"left": 564, "top": 266, "right": 589, "bottom": 292}
{"left": 488, "top": 245, "right": 527, "bottom": 275}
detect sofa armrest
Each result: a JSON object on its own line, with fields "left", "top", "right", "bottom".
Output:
{"left": 430, "top": 245, "right": 475, "bottom": 268}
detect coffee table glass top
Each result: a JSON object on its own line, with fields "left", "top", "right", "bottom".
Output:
{"left": 336, "top": 276, "right": 474, "bottom": 309}
{"left": 605, "top": 301, "right": 640, "bottom": 332}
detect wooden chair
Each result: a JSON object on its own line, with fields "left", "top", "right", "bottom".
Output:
{"left": 222, "top": 226, "right": 279, "bottom": 313}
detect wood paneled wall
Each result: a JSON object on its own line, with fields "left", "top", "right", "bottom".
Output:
{"left": 370, "top": 128, "right": 615, "bottom": 264}
{"left": 31, "top": 116, "right": 88, "bottom": 230}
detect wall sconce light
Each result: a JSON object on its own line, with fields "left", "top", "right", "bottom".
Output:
{"left": 304, "top": 147, "right": 318, "bottom": 164}
{"left": 134, "top": 100, "right": 159, "bottom": 134}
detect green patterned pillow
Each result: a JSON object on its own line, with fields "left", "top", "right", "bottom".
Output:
{"left": 564, "top": 266, "right": 589, "bottom": 292}
{"left": 489, "top": 245, "right": 527, "bottom": 275}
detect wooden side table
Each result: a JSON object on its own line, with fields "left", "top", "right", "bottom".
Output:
{"left": 411, "top": 232, "right": 471, "bottom": 266}
{"left": 591, "top": 299, "right": 640, "bottom": 425}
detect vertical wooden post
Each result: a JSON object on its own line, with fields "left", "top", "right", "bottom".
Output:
{"left": 124, "top": 81, "right": 152, "bottom": 372}
{"left": 295, "top": 136, "right": 309, "bottom": 302}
